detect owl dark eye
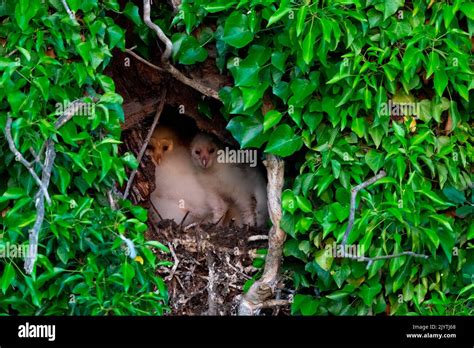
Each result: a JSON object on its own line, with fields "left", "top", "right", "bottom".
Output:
{"left": 209, "top": 148, "right": 215, "bottom": 154}
{"left": 195, "top": 150, "right": 201, "bottom": 155}
{"left": 163, "top": 145, "right": 169, "bottom": 151}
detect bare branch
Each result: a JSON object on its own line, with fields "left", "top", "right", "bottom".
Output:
{"left": 166, "top": 242, "right": 180, "bottom": 281}
{"left": 335, "top": 169, "right": 428, "bottom": 265}
{"left": 5, "top": 117, "right": 52, "bottom": 205}
{"left": 166, "top": 64, "right": 221, "bottom": 100}
{"left": 54, "top": 100, "right": 94, "bottom": 129}
{"left": 254, "top": 299, "right": 291, "bottom": 310}
{"left": 169, "top": 0, "right": 181, "bottom": 12}
{"left": 140, "top": 0, "right": 220, "bottom": 100}
{"left": 125, "top": 48, "right": 165, "bottom": 72}
{"left": 24, "top": 140, "right": 56, "bottom": 274}
{"left": 60, "top": 0, "right": 76, "bottom": 21}
{"left": 20, "top": 98, "right": 91, "bottom": 273}
{"left": 239, "top": 154, "right": 285, "bottom": 315}
{"left": 247, "top": 235, "right": 269, "bottom": 242}
{"left": 125, "top": 47, "right": 220, "bottom": 100}
{"left": 342, "top": 170, "right": 387, "bottom": 246}
{"left": 206, "top": 252, "right": 218, "bottom": 315}
{"left": 123, "top": 89, "right": 167, "bottom": 200}
{"left": 340, "top": 251, "right": 429, "bottom": 263}
{"left": 143, "top": 0, "right": 173, "bottom": 64}
{"left": 29, "top": 147, "right": 44, "bottom": 170}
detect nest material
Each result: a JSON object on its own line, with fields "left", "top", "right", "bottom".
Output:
{"left": 146, "top": 218, "right": 273, "bottom": 315}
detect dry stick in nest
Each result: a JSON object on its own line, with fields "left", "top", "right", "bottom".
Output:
{"left": 123, "top": 89, "right": 167, "bottom": 200}
{"left": 340, "top": 170, "right": 428, "bottom": 265}
{"left": 239, "top": 154, "right": 287, "bottom": 315}
{"left": 206, "top": 251, "right": 218, "bottom": 315}
{"left": 166, "top": 242, "right": 180, "bottom": 281}
{"left": 137, "top": 0, "right": 220, "bottom": 101}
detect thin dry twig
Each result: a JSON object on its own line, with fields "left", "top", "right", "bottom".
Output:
{"left": 5, "top": 117, "right": 51, "bottom": 205}
{"left": 247, "top": 235, "right": 269, "bottom": 242}
{"left": 342, "top": 170, "right": 387, "bottom": 246}
{"left": 7, "top": 99, "right": 90, "bottom": 273}
{"left": 125, "top": 48, "right": 165, "bottom": 72}
{"left": 341, "top": 251, "right": 429, "bottom": 265}
{"left": 254, "top": 299, "right": 291, "bottom": 310}
{"left": 183, "top": 222, "right": 198, "bottom": 232}
{"left": 140, "top": 0, "right": 220, "bottom": 100}
{"left": 123, "top": 89, "right": 167, "bottom": 200}
{"left": 29, "top": 147, "right": 44, "bottom": 170}
{"left": 339, "top": 169, "right": 428, "bottom": 263}
{"left": 206, "top": 251, "right": 218, "bottom": 315}
{"left": 60, "top": 0, "right": 76, "bottom": 21}
{"left": 24, "top": 140, "right": 56, "bottom": 274}
{"left": 143, "top": 0, "right": 172, "bottom": 64}
{"left": 166, "top": 242, "right": 180, "bottom": 281}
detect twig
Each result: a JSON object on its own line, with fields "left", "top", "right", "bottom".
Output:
{"left": 54, "top": 99, "right": 94, "bottom": 129}
{"left": 225, "top": 258, "right": 251, "bottom": 280}
{"left": 6, "top": 49, "right": 18, "bottom": 58}
{"left": 248, "top": 235, "right": 269, "bottom": 242}
{"left": 140, "top": 0, "right": 220, "bottom": 100}
{"left": 340, "top": 251, "right": 429, "bottom": 264}
{"left": 29, "top": 147, "right": 44, "bottom": 170}
{"left": 342, "top": 170, "right": 387, "bottom": 246}
{"left": 206, "top": 251, "right": 218, "bottom": 315}
{"left": 150, "top": 200, "right": 164, "bottom": 221}
{"left": 183, "top": 222, "right": 198, "bottom": 232}
{"left": 166, "top": 242, "right": 180, "bottom": 281}
{"left": 24, "top": 140, "right": 56, "bottom": 274}
{"left": 179, "top": 211, "right": 190, "bottom": 227}
{"left": 107, "top": 190, "right": 117, "bottom": 210}
{"left": 166, "top": 64, "right": 220, "bottom": 100}
{"left": 7, "top": 99, "right": 88, "bottom": 273}
{"left": 5, "top": 117, "right": 51, "bottom": 205}
{"left": 123, "top": 89, "right": 166, "bottom": 200}
{"left": 125, "top": 48, "right": 165, "bottom": 72}
{"left": 143, "top": 0, "right": 172, "bottom": 64}
{"left": 239, "top": 154, "right": 285, "bottom": 315}
{"left": 337, "top": 169, "right": 428, "bottom": 265}
{"left": 254, "top": 299, "right": 291, "bottom": 310}
{"left": 169, "top": 0, "right": 181, "bottom": 12}
{"left": 60, "top": 0, "right": 76, "bottom": 21}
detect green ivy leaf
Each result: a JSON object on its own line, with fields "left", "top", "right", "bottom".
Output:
{"left": 296, "top": 6, "right": 307, "bottom": 37}
{"left": 265, "top": 124, "right": 303, "bottom": 157}
{"left": 1, "top": 263, "right": 16, "bottom": 294}
{"left": 121, "top": 262, "right": 135, "bottom": 292}
{"left": 263, "top": 110, "right": 283, "bottom": 132}
{"left": 223, "top": 12, "right": 254, "bottom": 48}
{"left": 227, "top": 116, "right": 268, "bottom": 148}
{"left": 442, "top": 187, "right": 466, "bottom": 204}
{"left": 434, "top": 67, "right": 448, "bottom": 97}
{"left": 383, "top": 0, "right": 404, "bottom": 20}
{"left": 359, "top": 283, "right": 382, "bottom": 306}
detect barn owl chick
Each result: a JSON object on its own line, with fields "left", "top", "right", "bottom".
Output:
{"left": 148, "top": 126, "right": 180, "bottom": 165}
{"left": 190, "top": 133, "right": 268, "bottom": 227}
{"left": 149, "top": 126, "right": 218, "bottom": 225}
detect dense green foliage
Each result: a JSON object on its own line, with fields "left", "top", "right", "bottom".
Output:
{"left": 0, "top": 0, "right": 472, "bottom": 316}
{"left": 0, "top": 0, "right": 168, "bottom": 314}
{"left": 169, "top": 0, "right": 473, "bottom": 315}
